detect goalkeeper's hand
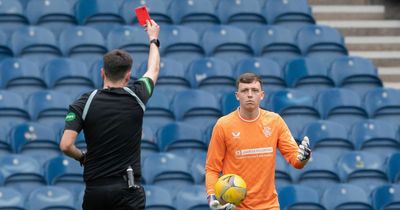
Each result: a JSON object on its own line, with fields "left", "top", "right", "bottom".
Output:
{"left": 297, "top": 136, "right": 311, "bottom": 162}
{"left": 208, "top": 194, "right": 236, "bottom": 210}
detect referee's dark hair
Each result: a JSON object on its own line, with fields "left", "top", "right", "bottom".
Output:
{"left": 103, "top": 49, "right": 133, "bottom": 82}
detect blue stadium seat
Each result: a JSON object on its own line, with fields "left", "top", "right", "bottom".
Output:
{"left": 0, "top": 30, "right": 13, "bottom": 61}
{"left": 250, "top": 26, "right": 301, "bottom": 68}
{"left": 157, "top": 122, "right": 207, "bottom": 157}
{"left": 143, "top": 185, "right": 175, "bottom": 210}
{"left": 269, "top": 89, "right": 320, "bottom": 133}
{"left": 11, "top": 26, "right": 62, "bottom": 67}
{"left": 221, "top": 91, "right": 239, "bottom": 115}
{"left": 0, "top": 127, "right": 12, "bottom": 157}
{"left": 141, "top": 125, "right": 158, "bottom": 160}
{"left": 26, "top": 186, "right": 75, "bottom": 210}
{"left": 121, "top": 0, "right": 172, "bottom": 25}
{"left": 25, "top": 0, "right": 77, "bottom": 36}
{"left": 175, "top": 185, "right": 208, "bottom": 210}
{"left": 0, "top": 187, "right": 25, "bottom": 210}
{"left": 159, "top": 25, "right": 205, "bottom": 69}
{"left": 45, "top": 156, "right": 84, "bottom": 196}
{"left": 350, "top": 120, "right": 400, "bottom": 158}
{"left": 322, "top": 184, "right": 373, "bottom": 210}
{"left": 278, "top": 185, "right": 325, "bottom": 210}
{"left": 43, "top": 58, "right": 95, "bottom": 99}
{"left": 59, "top": 26, "right": 107, "bottom": 67}
{"left": 0, "top": 58, "right": 47, "bottom": 100}
{"left": 275, "top": 154, "right": 292, "bottom": 190}
{"left": 202, "top": 25, "right": 253, "bottom": 66}
{"left": 316, "top": 88, "right": 368, "bottom": 128}
{"left": 186, "top": 57, "right": 235, "bottom": 100}
{"left": 372, "top": 184, "right": 400, "bottom": 210}
{"left": 0, "top": 0, "right": 28, "bottom": 36}
{"left": 364, "top": 87, "right": 400, "bottom": 127}
{"left": 10, "top": 122, "right": 60, "bottom": 166}
{"left": 264, "top": 0, "right": 315, "bottom": 33}
{"left": 0, "top": 154, "right": 46, "bottom": 197}
{"left": 107, "top": 26, "right": 149, "bottom": 69}
{"left": 337, "top": 151, "right": 388, "bottom": 195}
{"left": 302, "top": 120, "right": 353, "bottom": 163}
{"left": 75, "top": 0, "right": 125, "bottom": 37}
{"left": 387, "top": 153, "right": 400, "bottom": 183}
{"left": 235, "top": 57, "right": 286, "bottom": 91}
{"left": 217, "top": 0, "right": 266, "bottom": 34}
{"left": 0, "top": 90, "right": 30, "bottom": 128}
{"left": 142, "top": 153, "right": 195, "bottom": 196}
{"left": 169, "top": 0, "right": 219, "bottom": 35}
{"left": 143, "top": 91, "right": 175, "bottom": 132}
{"left": 329, "top": 56, "right": 383, "bottom": 97}
{"left": 297, "top": 25, "right": 348, "bottom": 66}
{"left": 191, "top": 152, "right": 206, "bottom": 184}
{"left": 285, "top": 58, "right": 334, "bottom": 97}
{"left": 90, "top": 58, "right": 103, "bottom": 89}
{"left": 27, "top": 90, "right": 72, "bottom": 125}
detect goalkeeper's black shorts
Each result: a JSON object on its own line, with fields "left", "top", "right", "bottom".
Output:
{"left": 82, "top": 176, "right": 145, "bottom": 210}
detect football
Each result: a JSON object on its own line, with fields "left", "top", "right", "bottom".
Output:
{"left": 214, "top": 174, "right": 247, "bottom": 206}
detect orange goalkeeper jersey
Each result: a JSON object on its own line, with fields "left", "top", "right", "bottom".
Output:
{"left": 205, "top": 109, "right": 306, "bottom": 210}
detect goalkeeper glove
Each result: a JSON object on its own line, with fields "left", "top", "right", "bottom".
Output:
{"left": 297, "top": 136, "right": 311, "bottom": 162}
{"left": 208, "top": 194, "right": 236, "bottom": 210}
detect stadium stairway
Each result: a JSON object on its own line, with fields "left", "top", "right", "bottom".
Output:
{"left": 310, "top": 0, "right": 400, "bottom": 88}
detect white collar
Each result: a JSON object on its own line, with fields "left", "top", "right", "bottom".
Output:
{"left": 237, "top": 107, "right": 260, "bottom": 122}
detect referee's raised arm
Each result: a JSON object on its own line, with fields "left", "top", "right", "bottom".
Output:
{"left": 143, "top": 19, "right": 161, "bottom": 85}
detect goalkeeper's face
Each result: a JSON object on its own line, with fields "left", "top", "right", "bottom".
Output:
{"left": 236, "top": 81, "right": 264, "bottom": 112}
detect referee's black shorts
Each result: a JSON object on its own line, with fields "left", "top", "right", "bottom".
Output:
{"left": 82, "top": 176, "right": 145, "bottom": 210}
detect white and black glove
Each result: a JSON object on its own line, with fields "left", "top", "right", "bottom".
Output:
{"left": 208, "top": 194, "right": 236, "bottom": 210}
{"left": 297, "top": 136, "right": 311, "bottom": 162}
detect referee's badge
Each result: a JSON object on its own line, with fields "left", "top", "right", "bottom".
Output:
{"left": 263, "top": 127, "right": 272, "bottom": 137}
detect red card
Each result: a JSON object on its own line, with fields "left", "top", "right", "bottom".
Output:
{"left": 135, "top": 6, "right": 151, "bottom": 27}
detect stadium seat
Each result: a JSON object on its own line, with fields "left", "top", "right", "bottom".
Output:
{"left": 10, "top": 122, "right": 60, "bottom": 166}
{"left": 169, "top": 0, "right": 219, "bottom": 35}
{"left": 186, "top": 57, "right": 236, "bottom": 99}
{"left": 285, "top": 58, "right": 334, "bottom": 97}
{"left": 175, "top": 185, "right": 208, "bottom": 210}
{"left": 141, "top": 125, "right": 158, "bottom": 160}
{"left": 0, "top": 58, "right": 47, "bottom": 100}
{"left": 43, "top": 58, "right": 95, "bottom": 99}
{"left": 316, "top": 88, "right": 368, "bottom": 128}
{"left": 269, "top": 89, "right": 320, "bottom": 133}
{"left": 59, "top": 26, "right": 107, "bottom": 67}
{"left": 202, "top": 25, "right": 253, "bottom": 66}
{"left": 143, "top": 91, "right": 175, "bottom": 132}
{"left": 297, "top": 25, "right": 348, "bottom": 65}
{"left": 372, "top": 184, "right": 400, "bottom": 210}
{"left": 25, "top": 0, "right": 77, "bottom": 36}
{"left": 321, "top": 184, "right": 373, "bottom": 210}
{"left": 107, "top": 25, "right": 149, "bottom": 69}
{"left": 45, "top": 156, "right": 84, "bottom": 195}
{"left": 216, "top": 0, "right": 266, "bottom": 34}
{"left": 144, "top": 185, "right": 175, "bottom": 210}
{"left": 0, "top": 187, "right": 25, "bottom": 209}
{"left": 26, "top": 186, "right": 75, "bottom": 210}
{"left": 350, "top": 120, "right": 400, "bottom": 158}
{"left": 329, "top": 56, "right": 383, "bottom": 97}
{"left": 159, "top": 25, "right": 205, "bottom": 69}
{"left": 278, "top": 185, "right": 325, "bottom": 210}
{"left": 190, "top": 152, "right": 206, "bottom": 184}
{"left": 171, "top": 89, "right": 222, "bottom": 131}
{"left": 0, "top": 30, "right": 13, "bottom": 61}
{"left": 157, "top": 122, "right": 207, "bottom": 157}
{"left": 75, "top": 0, "right": 125, "bottom": 37}
{"left": 387, "top": 153, "right": 400, "bottom": 183}
{"left": 27, "top": 90, "right": 72, "bottom": 125}
{"left": 364, "top": 87, "right": 400, "bottom": 127}
{"left": 275, "top": 154, "right": 292, "bottom": 190}
{"left": 263, "top": 0, "right": 315, "bottom": 33}
{"left": 0, "top": 127, "right": 12, "bottom": 157}
{"left": 302, "top": 120, "right": 353, "bottom": 162}
{"left": 142, "top": 153, "right": 195, "bottom": 196}
{"left": 221, "top": 91, "right": 239, "bottom": 115}
{"left": 0, "top": 0, "right": 29, "bottom": 36}
{"left": 0, "top": 90, "right": 30, "bottom": 128}
{"left": 235, "top": 57, "right": 286, "bottom": 91}
{"left": 337, "top": 151, "right": 389, "bottom": 195}
{"left": 121, "top": 0, "right": 173, "bottom": 26}
{"left": 0, "top": 154, "right": 46, "bottom": 197}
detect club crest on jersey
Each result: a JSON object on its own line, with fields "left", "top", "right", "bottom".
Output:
{"left": 232, "top": 131, "right": 241, "bottom": 139}
{"left": 263, "top": 127, "right": 272, "bottom": 137}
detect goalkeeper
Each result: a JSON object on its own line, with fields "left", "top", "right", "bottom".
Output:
{"left": 205, "top": 73, "right": 311, "bottom": 210}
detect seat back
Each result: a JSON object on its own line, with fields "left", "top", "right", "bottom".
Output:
{"left": 175, "top": 185, "right": 208, "bottom": 210}
{"left": 144, "top": 185, "right": 175, "bottom": 210}
{"left": 0, "top": 90, "right": 30, "bottom": 128}
{"left": 387, "top": 153, "right": 400, "bottom": 183}
{"left": 0, "top": 187, "right": 25, "bottom": 209}
{"left": 0, "top": 0, "right": 29, "bottom": 36}
{"left": 364, "top": 88, "right": 400, "bottom": 127}
{"left": 279, "top": 185, "right": 325, "bottom": 210}
{"left": 322, "top": 184, "right": 373, "bottom": 210}
{"left": 372, "top": 184, "right": 400, "bottom": 210}
{"left": 26, "top": 186, "right": 75, "bottom": 210}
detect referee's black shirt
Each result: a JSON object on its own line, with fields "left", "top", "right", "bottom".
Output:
{"left": 64, "top": 78, "right": 153, "bottom": 183}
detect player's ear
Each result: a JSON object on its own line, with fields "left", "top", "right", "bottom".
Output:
{"left": 235, "top": 91, "right": 239, "bottom": 101}
{"left": 125, "top": 70, "right": 131, "bottom": 82}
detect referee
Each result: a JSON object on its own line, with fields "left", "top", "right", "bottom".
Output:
{"left": 60, "top": 19, "right": 160, "bottom": 210}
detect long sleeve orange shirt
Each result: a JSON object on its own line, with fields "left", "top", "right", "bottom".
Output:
{"left": 205, "top": 109, "right": 306, "bottom": 210}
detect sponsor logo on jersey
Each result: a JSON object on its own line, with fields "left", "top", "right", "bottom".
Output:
{"left": 235, "top": 147, "right": 273, "bottom": 158}
{"left": 232, "top": 131, "right": 241, "bottom": 139}
{"left": 65, "top": 112, "right": 76, "bottom": 121}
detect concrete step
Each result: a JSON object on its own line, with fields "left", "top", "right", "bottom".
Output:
{"left": 345, "top": 36, "right": 400, "bottom": 51}
{"left": 378, "top": 67, "right": 400, "bottom": 87}
{"left": 350, "top": 51, "right": 400, "bottom": 67}
{"left": 318, "top": 20, "right": 400, "bottom": 36}
{"left": 308, "top": 0, "right": 369, "bottom": 5}
{"left": 312, "top": 5, "right": 385, "bottom": 20}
